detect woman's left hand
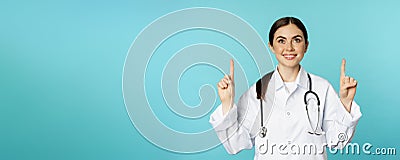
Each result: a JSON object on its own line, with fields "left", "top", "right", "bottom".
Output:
{"left": 339, "top": 59, "right": 358, "bottom": 112}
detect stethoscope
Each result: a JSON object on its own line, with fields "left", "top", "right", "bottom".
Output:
{"left": 259, "top": 73, "right": 322, "bottom": 138}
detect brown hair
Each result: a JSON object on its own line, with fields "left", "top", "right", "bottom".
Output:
{"left": 269, "top": 17, "right": 308, "bottom": 46}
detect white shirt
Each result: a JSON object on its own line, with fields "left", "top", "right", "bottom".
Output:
{"left": 209, "top": 67, "right": 362, "bottom": 160}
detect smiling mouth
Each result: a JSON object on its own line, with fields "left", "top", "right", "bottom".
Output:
{"left": 283, "top": 54, "right": 297, "bottom": 60}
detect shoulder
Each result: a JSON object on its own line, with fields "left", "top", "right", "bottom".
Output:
{"left": 236, "top": 80, "right": 260, "bottom": 110}
{"left": 240, "top": 82, "right": 257, "bottom": 100}
{"left": 308, "top": 73, "right": 334, "bottom": 90}
{"left": 309, "top": 73, "right": 329, "bottom": 84}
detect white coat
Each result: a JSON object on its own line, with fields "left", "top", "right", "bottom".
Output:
{"left": 209, "top": 67, "right": 362, "bottom": 160}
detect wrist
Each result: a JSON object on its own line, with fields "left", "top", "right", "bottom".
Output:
{"left": 340, "top": 99, "right": 352, "bottom": 112}
{"left": 221, "top": 101, "right": 233, "bottom": 115}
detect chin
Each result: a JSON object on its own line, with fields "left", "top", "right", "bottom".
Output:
{"left": 279, "top": 61, "right": 301, "bottom": 68}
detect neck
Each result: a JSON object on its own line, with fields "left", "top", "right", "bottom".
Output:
{"left": 277, "top": 64, "right": 300, "bottom": 82}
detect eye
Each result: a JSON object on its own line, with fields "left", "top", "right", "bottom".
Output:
{"left": 294, "top": 38, "right": 302, "bottom": 43}
{"left": 277, "top": 39, "right": 285, "bottom": 44}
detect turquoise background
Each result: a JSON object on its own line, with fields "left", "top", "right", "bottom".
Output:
{"left": 1, "top": 0, "right": 399, "bottom": 159}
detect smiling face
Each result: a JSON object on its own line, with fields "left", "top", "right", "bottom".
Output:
{"left": 268, "top": 23, "right": 309, "bottom": 69}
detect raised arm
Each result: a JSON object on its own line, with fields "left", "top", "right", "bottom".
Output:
{"left": 217, "top": 59, "right": 236, "bottom": 115}
{"left": 339, "top": 59, "right": 358, "bottom": 112}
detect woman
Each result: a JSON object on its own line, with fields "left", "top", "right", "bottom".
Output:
{"left": 209, "top": 17, "right": 362, "bottom": 159}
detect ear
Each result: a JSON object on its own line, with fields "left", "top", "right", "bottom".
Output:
{"left": 268, "top": 42, "right": 275, "bottom": 53}
{"left": 305, "top": 41, "right": 309, "bottom": 53}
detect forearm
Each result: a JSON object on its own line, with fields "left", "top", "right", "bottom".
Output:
{"left": 210, "top": 104, "right": 253, "bottom": 154}
{"left": 324, "top": 101, "right": 362, "bottom": 149}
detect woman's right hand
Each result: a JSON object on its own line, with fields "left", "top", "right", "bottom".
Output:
{"left": 217, "top": 59, "right": 235, "bottom": 115}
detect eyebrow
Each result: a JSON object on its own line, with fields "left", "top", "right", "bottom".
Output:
{"left": 275, "top": 36, "right": 286, "bottom": 40}
{"left": 293, "top": 35, "right": 303, "bottom": 39}
{"left": 275, "top": 35, "right": 303, "bottom": 40}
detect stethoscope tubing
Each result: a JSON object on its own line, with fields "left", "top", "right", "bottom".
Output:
{"left": 259, "top": 73, "right": 322, "bottom": 138}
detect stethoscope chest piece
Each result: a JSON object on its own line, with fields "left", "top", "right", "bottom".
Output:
{"left": 256, "top": 72, "right": 323, "bottom": 138}
{"left": 259, "top": 126, "right": 267, "bottom": 138}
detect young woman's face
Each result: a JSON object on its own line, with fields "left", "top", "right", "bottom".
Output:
{"left": 269, "top": 23, "right": 308, "bottom": 69}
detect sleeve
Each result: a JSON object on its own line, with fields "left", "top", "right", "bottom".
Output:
{"left": 209, "top": 85, "right": 257, "bottom": 154}
{"left": 322, "top": 84, "right": 362, "bottom": 149}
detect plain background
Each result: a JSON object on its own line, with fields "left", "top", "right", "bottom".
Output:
{"left": 1, "top": 0, "right": 399, "bottom": 159}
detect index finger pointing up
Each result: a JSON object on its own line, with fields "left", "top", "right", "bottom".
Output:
{"left": 230, "top": 59, "right": 234, "bottom": 80}
{"left": 341, "top": 58, "right": 346, "bottom": 78}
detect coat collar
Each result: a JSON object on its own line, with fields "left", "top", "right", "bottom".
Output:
{"left": 273, "top": 66, "right": 309, "bottom": 91}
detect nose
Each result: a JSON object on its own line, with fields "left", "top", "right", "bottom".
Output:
{"left": 285, "top": 41, "right": 295, "bottom": 51}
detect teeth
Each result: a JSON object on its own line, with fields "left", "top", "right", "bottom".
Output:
{"left": 283, "top": 54, "right": 296, "bottom": 58}
{"left": 283, "top": 54, "right": 297, "bottom": 60}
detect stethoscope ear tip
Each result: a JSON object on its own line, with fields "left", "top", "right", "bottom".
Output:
{"left": 259, "top": 132, "right": 266, "bottom": 138}
{"left": 308, "top": 131, "right": 325, "bottom": 136}
{"left": 259, "top": 127, "right": 267, "bottom": 138}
